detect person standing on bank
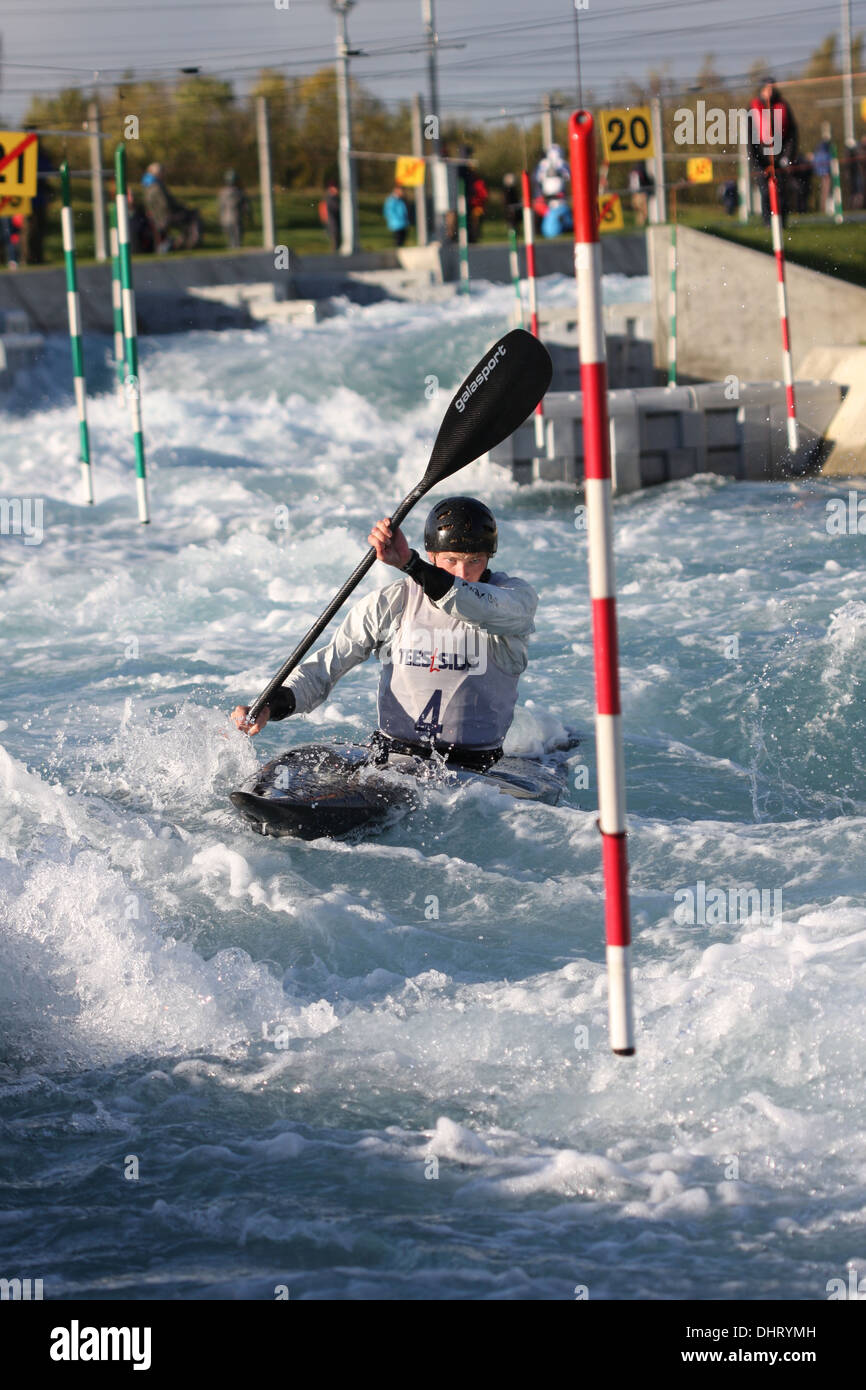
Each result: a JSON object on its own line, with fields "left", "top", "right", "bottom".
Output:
{"left": 383, "top": 185, "right": 411, "bottom": 247}
{"left": 748, "top": 76, "right": 798, "bottom": 227}
{"left": 231, "top": 498, "right": 537, "bottom": 770}
{"left": 218, "top": 170, "right": 249, "bottom": 249}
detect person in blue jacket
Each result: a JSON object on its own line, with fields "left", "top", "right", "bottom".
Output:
{"left": 383, "top": 185, "right": 411, "bottom": 247}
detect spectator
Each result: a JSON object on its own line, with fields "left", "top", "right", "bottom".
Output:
{"left": 747, "top": 76, "right": 798, "bottom": 227}
{"left": 502, "top": 172, "right": 521, "bottom": 232}
{"left": 218, "top": 169, "right": 249, "bottom": 249}
{"left": 842, "top": 139, "right": 859, "bottom": 208}
{"left": 792, "top": 151, "right": 813, "bottom": 215}
{"left": 531, "top": 192, "right": 548, "bottom": 235}
{"left": 534, "top": 143, "right": 570, "bottom": 202}
{"left": 628, "top": 161, "right": 655, "bottom": 227}
{"left": 467, "top": 170, "right": 488, "bottom": 242}
{"left": 319, "top": 180, "right": 341, "bottom": 252}
{"left": 541, "top": 198, "right": 572, "bottom": 237}
{"left": 22, "top": 148, "right": 53, "bottom": 265}
{"left": 6, "top": 212, "right": 24, "bottom": 269}
{"left": 383, "top": 184, "right": 411, "bottom": 247}
{"left": 0, "top": 213, "right": 11, "bottom": 267}
{"left": 853, "top": 134, "right": 866, "bottom": 210}
{"left": 813, "top": 126, "right": 833, "bottom": 214}
{"left": 142, "top": 162, "right": 202, "bottom": 252}
{"left": 719, "top": 179, "right": 740, "bottom": 216}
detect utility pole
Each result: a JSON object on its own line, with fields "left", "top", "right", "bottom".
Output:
{"left": 541, "top": 93, "right": 554, "bottom": 151}
{"left": 331, "top": 0, "right": 359, "bottom": 255}
{"left": 573, "top": 0, "right": 584, "bottom": 108}
{"left": 87, "top": 96, "right": 107, "bottom": 262}
{"left": 649, "top": 96, "right": 667, "bottom": 223}
{"left": 256, "top": 95, "right": 276, "bottom": 249}
{"left": 411, "top": 92, "right": 428, "bottom": 246}
{"left": 422, "top": 0, "right": 441, "bottom": 155}
{"left": 841, "top": 0, "right": 855, "bottom": 150}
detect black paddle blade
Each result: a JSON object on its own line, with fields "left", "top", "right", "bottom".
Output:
{"left": 424, "top": 329, "right": 552, "bottom": 487}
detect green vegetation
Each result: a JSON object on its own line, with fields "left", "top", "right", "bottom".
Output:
{"left": 677, "top": 211, "right": 866, "bottom": 289}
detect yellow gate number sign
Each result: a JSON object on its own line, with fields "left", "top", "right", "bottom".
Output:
{"left": 598, "top": 192, "right": 624, "bottom": 232}
{"left": 686, "top": 157, "right": 713, "bottom": 184}
{"left": 600, "top": 107, "right": 654, "bottom": 163}
{"left": 0, "top": 131, "right": 38, "bottom": 199}
{"left": 395, "top": 155, "right": 425, "bottom": 188}
{"left": 0, "top": 194, "right": 32, "bottom": 216}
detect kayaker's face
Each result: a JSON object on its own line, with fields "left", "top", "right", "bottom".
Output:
{"left": 428, "top": 551, "right": 488, "bottom": 582}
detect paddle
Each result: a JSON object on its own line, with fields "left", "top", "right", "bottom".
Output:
{"left": 245, "top": 328, "right": 552, "bottom": 724}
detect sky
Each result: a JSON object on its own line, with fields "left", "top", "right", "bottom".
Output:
{"left": 0, "top": 0, "right": 863, "bottom": 127}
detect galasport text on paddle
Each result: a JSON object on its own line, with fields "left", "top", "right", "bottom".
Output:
{"left": 246, "top": 328, "right": 553, "bottom": 725}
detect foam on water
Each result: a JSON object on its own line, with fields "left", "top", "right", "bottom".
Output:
{"left": 1, "top": 280, "right": 865, "bottom": 1300}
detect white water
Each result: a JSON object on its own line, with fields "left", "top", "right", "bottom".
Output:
{"left": 1, "top": 276, "right": 865, "bottom": 1300}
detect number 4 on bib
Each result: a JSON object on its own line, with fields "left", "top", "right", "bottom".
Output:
{"left": 414, "top": 689, "right": 444, "bottom": 740}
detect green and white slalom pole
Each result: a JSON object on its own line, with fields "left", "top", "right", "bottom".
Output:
{"left": 60, "top": 161, "right": 94, "bottom": 504}
{"left": 109, "top": 203, "right": 125, "bottom": 394}
{"left": 507, "top": 225, "right": 525, "bottom": 327}
{"left": 830, "top": 144, "right": 844, "bottom": 225}
{"left": 114, "top": 143, "right": 150, "bottom": 524}
{"left": 667, "top": 221, "right": 678, "bottom": 386}
{"left": 457, "top": 185, "right": 470, "bottom": 294}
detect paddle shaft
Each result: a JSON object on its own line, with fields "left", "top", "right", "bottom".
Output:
{"left": 247, "top": 483, "right": 424, "bottom": 722}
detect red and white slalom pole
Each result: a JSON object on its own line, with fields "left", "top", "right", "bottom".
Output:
{"left": 521, "top": 169, "right": 545, "bottom": 450}
{"left": 569, "top": 110, "right": 634, "bottom": 1057}
{"left": 767, "top": 170, "right": 799, "bottom": 454}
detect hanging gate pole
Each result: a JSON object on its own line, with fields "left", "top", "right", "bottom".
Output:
{"left": 521, "top": 169, "right": 545, "bottom": 449}
{"left": 569, "top": 109, "right": 634, "bottom": 1057}
{"left": 767, "top": 169, "right": 799, "bottom": 454}
{"left": 109, "top": 203, "right": 125, "bottom": 395}
{"left": 59, "top": 161, "right": 94, "bottom": 505}
{"left": 114, "top": 145, "right": 150, "bottom": 523}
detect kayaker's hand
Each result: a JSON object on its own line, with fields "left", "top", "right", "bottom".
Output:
{"left": 232, "top": 704, "right": 270, "bottom": 736}
{"left": 369, "top": 516, "right": 410, "bottom": 569}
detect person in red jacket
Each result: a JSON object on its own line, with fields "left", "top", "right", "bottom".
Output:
{"left": 747, "top": 76, "right": 799, "bottom": 227}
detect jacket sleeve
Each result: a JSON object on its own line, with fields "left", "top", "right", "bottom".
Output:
{"left": 281, "top": 582, "right": 407, "bottom": 715}
{"left": 431, "top": 573, "right": 537, "bottom": 638}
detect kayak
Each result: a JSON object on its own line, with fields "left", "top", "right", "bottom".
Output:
{"left": 230, "top": 741, "right": 572, "bottom": 840}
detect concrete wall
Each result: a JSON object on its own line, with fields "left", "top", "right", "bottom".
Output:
{"left": 0, "top": 250, "right": 301, "bottom": 335}
{"left": 647, "top": 225, "right": 866, "bottom": 382}
{"left": 439, "top": 235, "right": 647, "bottom": 283}
{"left": 0, "top": 235, "right": 649, "bottom": 336}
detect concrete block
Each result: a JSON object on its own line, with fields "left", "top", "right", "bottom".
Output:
{"left": 609, "top": 396, "right": 642, "bottom": 494}
{"left": 668, "top": 447, "right": 700, "bottom": 479}
{"left": 639, "top": 453, "right": 669, "bottom": 487}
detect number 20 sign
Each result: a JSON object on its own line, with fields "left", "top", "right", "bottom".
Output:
{"left": 599, "top": 107, "right": 655, "bottom": 163}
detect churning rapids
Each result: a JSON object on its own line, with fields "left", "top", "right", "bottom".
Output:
{"left": 1, "top": 277, "right": 864, "bottom": 1300}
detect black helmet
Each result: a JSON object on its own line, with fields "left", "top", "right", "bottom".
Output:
{"left": 423, "top": 496, "right": 497, "bottom": 555}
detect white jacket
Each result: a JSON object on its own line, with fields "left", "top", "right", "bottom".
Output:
{"left": 285, "top": 571, "right": 537, "bottom": 738}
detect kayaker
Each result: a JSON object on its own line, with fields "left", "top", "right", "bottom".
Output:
{"left": 231, "top": 497, "right": 537, "bottom": 770}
